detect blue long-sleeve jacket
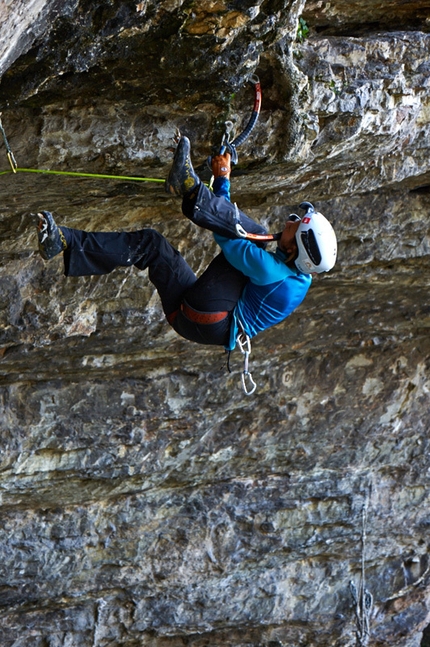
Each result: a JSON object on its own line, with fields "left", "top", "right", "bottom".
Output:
{"left": 214, "top": 233, "right": 312, "bottom": 350}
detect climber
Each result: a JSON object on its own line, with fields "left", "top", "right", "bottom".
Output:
{"left": 35, "top": 135, "right": 337, "bottom": 352}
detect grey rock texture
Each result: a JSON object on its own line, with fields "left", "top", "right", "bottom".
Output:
{"left": 0, "top": 1, "right": 429, "bottom": 646}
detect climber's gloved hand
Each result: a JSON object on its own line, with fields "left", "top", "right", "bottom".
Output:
{"left": 211, "top": 153, "right": 231, "bottom": 180}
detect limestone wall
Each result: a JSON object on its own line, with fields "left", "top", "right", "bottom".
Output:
{"left": 0, "top": 2, "right": 429, "bottom": 646}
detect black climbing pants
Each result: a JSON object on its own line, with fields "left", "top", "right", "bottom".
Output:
{"left": 61, "top": 226, "right": 248, "bottom": 346}
{"left": 60, "top": 182, "right": 267, "bottom": 346}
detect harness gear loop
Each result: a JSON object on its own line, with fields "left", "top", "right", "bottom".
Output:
{"left": 0, "top": 115, "right": 17, "bottom": 173}
{"left": 233, "top": 202, "right": 282, "bottom": 243}
{"left": 236, "top": 332, "right": 257, "bottom": 396}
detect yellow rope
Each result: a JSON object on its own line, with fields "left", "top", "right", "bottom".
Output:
{"left": 0, "top": 167, "right": 165, "bottom": 183}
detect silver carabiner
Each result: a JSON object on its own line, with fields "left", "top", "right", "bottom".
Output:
{"left": 224, "top": 120, "right": 234, "bottom": 143}
{"left": 236, "top": 333, "right": 257, "bottom": 396}
{"left": 241, "top": 369, "right": 257, "bottom": 396}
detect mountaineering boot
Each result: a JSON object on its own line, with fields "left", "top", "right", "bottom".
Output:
{"left": 211, "top": 152, "right": 231, "bottom": 180}
{"left": 34, "top": 211, "right": 67, "bottom": 260}
{"left": 165, "top": 135, "right": 200, "bottom": 196}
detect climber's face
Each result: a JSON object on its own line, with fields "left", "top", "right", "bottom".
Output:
{"left": 278, "top": 219, "right": 300, "bottom": 263}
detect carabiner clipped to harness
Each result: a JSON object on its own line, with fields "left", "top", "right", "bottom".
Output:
{"left": 236, "top": 332, "right": 257, "bottom": 396}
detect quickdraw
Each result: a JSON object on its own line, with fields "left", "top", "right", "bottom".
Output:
{"left": 236, "top": 332, "right": 257, "bottom": 396}
{"left": 0, "top": 114, "right": 17, "bottom": 173}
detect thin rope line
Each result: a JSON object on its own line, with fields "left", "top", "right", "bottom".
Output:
{"left": 0, "top": 167, "right": 165, "bottom": 182}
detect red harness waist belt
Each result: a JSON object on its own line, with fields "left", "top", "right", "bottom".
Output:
{"left": 182, "top": 302, "right": 229, "bottom": 325}
{"left": 167, "top": 302, "right": 229, "bottom": 326}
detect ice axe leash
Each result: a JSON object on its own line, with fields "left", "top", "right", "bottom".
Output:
{"left": 222, "top": 73, "right": 262, "bottom": 161}
{"left": 208, "top": 74, "right": 262, "bottom": 188}
{"left": 209, "top": 78, "right": 284, "bottom": 244}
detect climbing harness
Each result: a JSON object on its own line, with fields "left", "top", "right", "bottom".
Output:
{"left": 0, "top": 114, "right": 17, "bottom": 173}
{"left": 236, "top": 332, "right": 257, "bottom": 396}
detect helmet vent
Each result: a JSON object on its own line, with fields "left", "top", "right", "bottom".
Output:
{"left": 301, "top": 229, "right": 322, "bottom": 266}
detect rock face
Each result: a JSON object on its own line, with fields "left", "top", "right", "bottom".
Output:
{"left": 0, "top": 2, "right": 429, "bottom": 646}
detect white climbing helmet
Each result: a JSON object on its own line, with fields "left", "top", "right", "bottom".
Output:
{"left": 294, "top": 202, "right": 337, "bottom": 274}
